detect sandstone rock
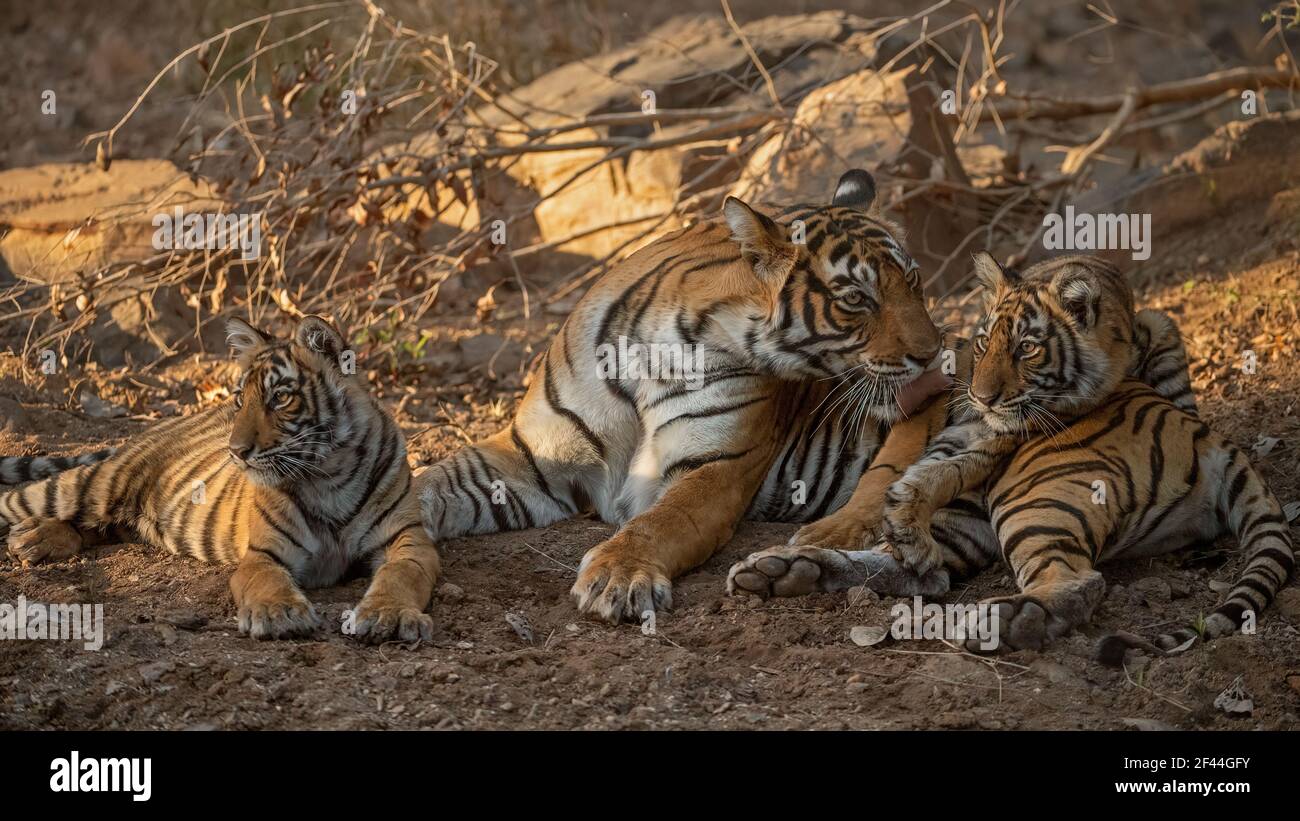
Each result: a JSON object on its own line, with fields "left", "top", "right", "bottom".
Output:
{"left": 379, "top": 13, "right": 889, "bottom": 280}
{"left": 730, "top": 66, "right": 979, "bottom": 289}
{"left": 0, "top": 160, "right": 224, "bottom": 284}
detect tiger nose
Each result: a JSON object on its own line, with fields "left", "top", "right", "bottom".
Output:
{"left": 229, "top": 442, "right": 254, "bottom": 462}
{"left": 906, "top": 347, "right": 940, "bottom": 368}
{"left": 971, "top": 387, "right": 1001, "bottom": 407}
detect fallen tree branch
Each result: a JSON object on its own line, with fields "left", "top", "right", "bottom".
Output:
{"left": 986, "top": 65, "right": 1298, "bottom": 121}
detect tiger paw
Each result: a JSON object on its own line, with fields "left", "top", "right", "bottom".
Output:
{"left": 726, "top": 546, "right": 835, "bottom": 598}
{"left": 967, "top": 594, "right": 1076, "bottom": 653}
{"left": 789, "top": 510, "right": 883, "bottom": 550}
{"left": 728, "top": 544, "right": 950, "bottom": 599}
{"left": 6, "top": 518, "right": 83, "bottom": 567}
{"left": 880, "top": 511, "right": 944, "bottom": 576}
{"left": 237, "top": 595, "right": 321, "bottom": 641}
{"left": 349, "top": 598, "right": 434, "bottom": 644}
{"left": 571, "top": 544, "right": 672, "bottom": 624}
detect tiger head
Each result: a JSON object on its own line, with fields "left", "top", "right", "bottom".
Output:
{"left": 225, "top": 315, "right": 354, "bottom": 486}
{"left": 722, "top": 169, "right": 942, "bottom": 420}
{"left": 965, "top": 252, "right": 1138, "bottom": 434}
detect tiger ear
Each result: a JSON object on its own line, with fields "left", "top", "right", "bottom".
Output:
{"left": 831, "top": 169, "right": 876, "bottom": 210}
{"left": 1051, "top": 269, "right": 1101, "bottom": 328}
{"left": 295, "top": 315, "right": 344, "bottom": 361}
{"left": 723, "top": 196, "right": 796, "bottom": 282}
{"left": 226, "top": 317, "right": 270, "bottom": 356}
{"left": 971, "top": 251, "right": 1013, "bottom": 292}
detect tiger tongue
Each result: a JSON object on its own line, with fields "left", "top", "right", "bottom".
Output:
{"left": 896, "top": 368, "right": 952, "bottom": 417}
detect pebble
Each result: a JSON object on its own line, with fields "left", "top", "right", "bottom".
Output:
{"left": 438, "top": 582, "right": 466, "bottom": 602}
{"left": 138, "top": 661, "right": 174, "bottom": 684}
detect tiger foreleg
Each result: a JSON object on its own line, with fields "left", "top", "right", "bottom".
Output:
{"left": 881, "top": 425, "right": 1015, "bottom": 575}
{"left": 789, "top": 390, "right": 949, "bottom": 551}
{"left": 230, "top": 548, "right": 321, "bottom": 641}
{"left": 727, "top": 544, "right": 950, "bottom": 599}
{"left": 572, "top": 447, "right": 770, "bottom": 623}
{"left": 351, "top": 523, "right": 440, "bottom": 644}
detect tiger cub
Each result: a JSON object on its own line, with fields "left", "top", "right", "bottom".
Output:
{"left": 1, "top": 316, "right": 441, "bottom": 642}
{"left": 417, "top": 169, "right": 967, "bottom": 623}
{"left": 730, "top": 253, "right": 1294, "bottom": 652}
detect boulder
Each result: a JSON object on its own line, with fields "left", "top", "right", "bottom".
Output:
{"left": 376, "top": 12, "right": 892, "bottom": 283}
{"left": 0, "top": 160, "right": 225, "bottom": 284}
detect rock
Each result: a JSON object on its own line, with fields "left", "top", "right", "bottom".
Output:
{"left": 845, "top": 585, "right": 879, "bottom": 606}
{"left": 138, "top": 661, "right": 174, "bottom": 684}
{"left": 1286, "top": 674, "right": 1300, "bottom": 697}
{"left": 1030, "top": 658, "right": 1083, "bottom": 686}
{"left": 1213, "top": 675, "right": 1254, "bottom": 717}
{"left": 1130, "top": 576, "right": 1172, "bottom": 605}
{"left": 845, "top": 681, "right": 871, "bottom": 694}
{"left": 731, "top": 66, "right": 979, "bottom": 290}
{"left": 0, "top": 160, "right": 225, "bottom": 284}
{"left": 0, "top": 397, "right": 29, "bottom": 434}
{"left": 1076, "top": 110, "right": 1300, "bottom": 264}
{"left": 848, "top": 624, "right": 888, "bottom": 647}
{"left": 78, "top": 389, "right": 128, "bottom": 419}
{"left": 505, "top": 612, "right": 535, "bottom": 644}
{"left": 1121, "top": 717, "right": 1177, "bottom": 731}
{"left": 1273, "top": 587, "right": 1300, "bottom": 622}
{"left": 437, "top": 582, "right": 466, "bottom": 603}
{"left": 379, "top": 13, "right": 891, "bottom": 282}
{"left": 158, "top": 609, "right": 207, "bottom": 630}
{"left": 104, "top": 680, "right": 126, "bottom": 696}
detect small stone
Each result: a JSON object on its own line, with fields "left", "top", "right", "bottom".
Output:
{"left": 1214, "top": 675, "right": 1254, "bottom": 717}
{"left": 158, "top": 609, "right": 207, "bottom": 630}
{"left": 1130, "top": 577, "right": 1172, "bottom": 605}
{"left": 1273, "top": 587, "right": 1300, "bottom": 622}
{"left": 438, "top": 582, "right": 465, "bottom": 602}
{"left": 104, "top": 680, "right": 126, "bottom": 696}
{"left": 845, "top": 681, "right": 871, "bottom": 694}
{"left": 455, "top": 640, "right": 474, "bottom": 650}
{"left": 505, "top": 612, "right": 534, "bottom": 644}
{"left": 138, "top": 661, "right": 174, "bottom": 684}
{"left": 154, "top": 623, "right": 178, "bottom": 646}
{"left": 1285, "top": 675, "right": 1300, "bottom": 696}
{"left": 849, "top": 624, "right": 889, "bottom": 647}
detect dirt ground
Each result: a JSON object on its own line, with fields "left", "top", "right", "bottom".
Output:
{"left": 2, "top": 196, "right": 1299, "bottom": 731}
{"left": 2, "top": 0, "right": 1299, "bottom": 731}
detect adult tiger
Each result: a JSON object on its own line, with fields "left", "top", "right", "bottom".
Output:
{"left": 729, "top": 253, "right": 1294, "bottom": 652}
{"left": 1, "top": 316, "right": 440, "bottom": 642}
{"left": 417, "top": 169, "right": 966, "bottom": 622}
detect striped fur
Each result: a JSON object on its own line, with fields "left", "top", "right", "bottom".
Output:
{"left": 416, "top": 169, "right": 957, "bottom": 622}
{"left": 0, "top": 449, "right": 115, "bottom": 485}
{"left": 1, "top": 316, "right": 440, "bottom": 642}
{"left": 730, "top": 253, "right": 1294, "bottom": 652}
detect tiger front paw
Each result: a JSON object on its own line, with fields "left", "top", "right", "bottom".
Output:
{"left": 726, "top": 546, "right": 838, "bottom": 598}
{"left": 880, "top": 504, "right": 944, "bottom": 576}
{"left": 236, "top": 593, "right": 321, "bottom": 641}
{"left": 6, "top": 518, "right": 83, "bottom": 567}
{"left": 571, "top": 542, "right": 672, "bottom": 624}
{"left": 349, "top": 597, "right": 435, "bottom": 644}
